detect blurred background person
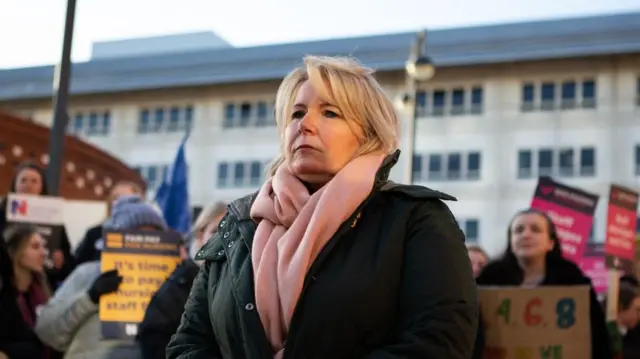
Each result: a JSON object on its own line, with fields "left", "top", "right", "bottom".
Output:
{"left": 466, "top": 244, "right": 489, "bottom": 278}
{"left": 0, "top": 161, "right": 75, "bottom": 289}
{"left": 74, "top": 181, "right": 143, "bottom": 265}
{"left": 34, "top": 195, "right": 168, "bottom": 359}
{"left": 0, "top": 224, "right": 61, "bottom": 359}
{"left": 476, "top": 208, "right": 612, "bottom": 359}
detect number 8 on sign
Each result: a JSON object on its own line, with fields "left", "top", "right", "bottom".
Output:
{"left": 555, "top": 297, "right": 576, "bottom": 329}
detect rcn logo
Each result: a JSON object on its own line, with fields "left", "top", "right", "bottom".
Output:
{"left": 10, "top": 199, "right": 28, "bottom": 215}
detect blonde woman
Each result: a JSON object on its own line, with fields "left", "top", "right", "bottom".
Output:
{"left": 167, "top": 56, "right": 478, "bottom": 359}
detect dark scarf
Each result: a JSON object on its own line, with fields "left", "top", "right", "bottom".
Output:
{"left": 15, "top": 274, "right": 50, "bottom": 359}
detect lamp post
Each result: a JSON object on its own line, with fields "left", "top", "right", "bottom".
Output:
{"left": 402, "top": 30, "right": 435, "bottom": 184}
{"left": 47, "top": 0, "right": 77, "bottom": 196}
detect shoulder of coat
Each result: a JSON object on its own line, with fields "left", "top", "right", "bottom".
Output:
{"left": 379, "top": 181, "right": 457, "bottom": 201}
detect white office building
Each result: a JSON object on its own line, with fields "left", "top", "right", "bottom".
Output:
{"left": 1, "top": 12, "right": 639, "bottom": 255}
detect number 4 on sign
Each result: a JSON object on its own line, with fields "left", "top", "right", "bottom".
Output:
{"left": 496, "top": 298, "right": 511, "bottom": 324}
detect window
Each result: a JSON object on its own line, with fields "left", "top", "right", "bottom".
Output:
{"left": 582, "top": 80, "right": 596, "bottom": 108}
{"left": 250, "top": 161, "right": 262, "bottom": 186}
{"left": 73, "top": 114, "right": 83, "bottom": 133}
{"left": 559, "top": 148, "right": 574, "bottom": 177}
{"left": 101, "top": 112, "right": 111, "bottom": 135}
{"left": 522, "top": 83, "right": 535, "bottom": 111}
{"left": 467, "top": 152, "right": 481, "bottom": 180}
{"left": 184, "top": 106, "right": 194, "bottom": 131}
{"left": 451, "top": 88, "right": 465, "bottom": 115}
{"left": 471, "top": 87, "right": 483, "bottom": 114}
{"left": 233, "top": 162, "right": 245, "bottom": 186}
{"left": 518, "top": 150, "right": 533, "bottom": 178}
{"left": 428, "top": 154, "right": 442, "bottom": 180}
{"left": 538, "top": 149, "right": 553, "bottom": 176}
{"left": 168, "top": 107, "right": 180, "bottom": 132}
{"left": 239, "top": 103, "right": 252, "bottom": 127}
{"left": 540, "top": 83, "right": 555, "bottom": 111}
{"left": 635, "top": 145, "right": 640, "bottom": 175}
{"left": 580, "top": 147, "right": 596, "bottom": 176}
{"left": 68, "top": 111, "right": 111, "bottom": 136}
{"left": 432, "top": 90, "right": 445, "bottom": 116}
{"left": 416, "top": 91, "right": 427, "bottom": 117}
{"left": 461, "top": 219, "right": 479, "bottom": 242}
{"left": 412, "top": 155, "right": 423, "bottom": 182}
{"left": 154, "top": 108, "right": 164, "bottom": 132}
{"left": 223, "top": 104, "right": 235, "bottom": 128}
{"left": 561, "top": 81, "right": 576, "bottom": 109}
{"left": 217, "top": 163, "right": 229, "bottom": 188}
{"left": 256, "top": 102, "right": 269, "bottom": 127}
{"left": 447, "top": 153, "right": 461, "bottom": 180}
{"left": 139, "top": 109, "right": 150, "bottom": 133}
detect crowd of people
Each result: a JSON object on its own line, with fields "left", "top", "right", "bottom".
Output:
{"left": 0, "top": 55, "right": 639, "bottom": 359}
{"left": 0, "top": 161, "right": 227, "bottom": 359}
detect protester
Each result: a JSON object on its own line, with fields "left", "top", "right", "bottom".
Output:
{"left": 0, "top": 161, "right": 75, "bottom": 289}
{"left": 187, "top": 201, "right": 226, "bottom": 260}
{"left": 74, "top": 181, "right": 143, "bottom": 265}
{"left": 167, "top": 55, "right": 478, "bottom": 359}
{"left": 34, "top": 195, "right": 168, "bottom": 359}
{"left": 466, "top": 244, "right": 488, "bottom": 359}
{"left": 476, "top": 208, "right": 612, "bottom": 359}
{"left": 137, "top": 201, "right": 226, "bottom": 359}
{"left": 467, "top": 244, "right": 489, "bottom": 278}
{"left": 0, "top": 224, "right": 61, "bottom": 359}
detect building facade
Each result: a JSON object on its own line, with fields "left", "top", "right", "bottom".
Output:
{"left": 1, "top": 12, "right": 640, "bottom": 255}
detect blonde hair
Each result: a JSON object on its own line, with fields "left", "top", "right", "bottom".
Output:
{"left": 189, "top": 201, "right": 227, "bottom": 260}
{"left": 266, "top": 55, "right": 400, "bottom": 177}
{"left": 192, "top": 201, "right": 227, "bottom": 234}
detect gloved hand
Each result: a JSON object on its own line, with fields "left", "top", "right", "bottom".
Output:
{"left": 87, "top": 269, "right": 123, "bottom": 304}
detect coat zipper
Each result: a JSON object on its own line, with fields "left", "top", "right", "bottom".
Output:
{"left": 282, "top": 191, "right": 377, "bottom": 358}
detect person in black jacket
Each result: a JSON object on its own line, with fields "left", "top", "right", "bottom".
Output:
{"left": 475, "top": 208, "right": 613, "bottom": 359}
{"left": 167, "top": 56, "right": 478, "bottom": 359}
{"left": 137, "top": 201, "right": 227, "bottom": 359}
{"left": 0, "top": 161, "right": 75, "bottom": 290}
{"left": 74, "top": 180, "right": 143, "bottom": 265}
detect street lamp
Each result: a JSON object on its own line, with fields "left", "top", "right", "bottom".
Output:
{"left": 402, "top": 30, "right": 435, "bottom": 184}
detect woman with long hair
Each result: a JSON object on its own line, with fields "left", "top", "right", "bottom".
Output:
{"left": 0, "top": 161, "right": 75, "bottom": 288}
{"left": 167, "top": 56, "right": 478, "bottom": 359}
{"left": 476, "top": 209, "right": 612, "bottom": 359}
{"left": 0, "top": 224, "right": 59, "bottom": 359}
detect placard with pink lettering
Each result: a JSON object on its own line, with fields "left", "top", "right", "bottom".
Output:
{"left": 604, "top": 184, "right": 639, "bottom": 269}
{"left": 531, "top": 176, "right": 599, "bottom": 264}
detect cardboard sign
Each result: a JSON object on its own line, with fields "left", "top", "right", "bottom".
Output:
{"left": 99, "top": 230, "right": 181, "bottom": 340}
{"left": 604, "top": 184, "right": 639, "bottom": 269}
{"left": 5, "top": 193, "right": 65, "bottom": 251}
{"left": 478, "top": 286, "right": 591, "bottom": 359}
{"left": 531, "top": 176, "right": 599, "bottom": 263}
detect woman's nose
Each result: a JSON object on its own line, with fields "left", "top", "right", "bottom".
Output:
{"left": 298, "top": 112, "right": 317, "bottom": 134}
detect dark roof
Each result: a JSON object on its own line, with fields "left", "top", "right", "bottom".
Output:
{"left": 1, "top": 11, "right": 639, "bottom": 101}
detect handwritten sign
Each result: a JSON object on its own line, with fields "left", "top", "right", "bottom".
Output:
{"left": 478, "top": 286, "right": 590, "bottom": 359}
{"left": 99, "top": 230, "right": 181, "bottom": 340}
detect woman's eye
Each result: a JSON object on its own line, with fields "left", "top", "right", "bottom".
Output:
{"left": 292, "top": 110, "right": 305, "bottom": 119}
{"left": 323, "top": 110, "right": 339, "bottom": 118}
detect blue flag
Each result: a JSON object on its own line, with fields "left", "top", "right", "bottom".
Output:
{"left": 155, "top": 133, "right": 191, "bottom": 234}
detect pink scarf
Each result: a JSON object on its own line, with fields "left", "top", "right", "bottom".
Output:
{"left": 250, "top": 153, "right": 385, "bottom": 358}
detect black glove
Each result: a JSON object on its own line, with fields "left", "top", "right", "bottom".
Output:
{"left": 88, "top": 269, "right": 123, "bottom": 304}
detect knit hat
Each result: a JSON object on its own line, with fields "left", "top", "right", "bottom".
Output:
{"left": 103, "top": 195, "right": 168, "bottom": 231}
